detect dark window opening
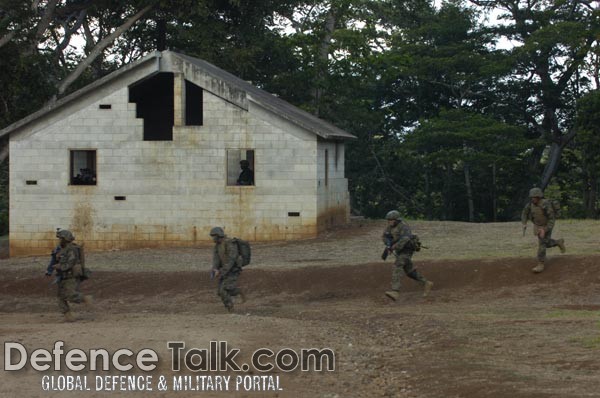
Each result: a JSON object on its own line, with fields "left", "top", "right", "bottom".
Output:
{"left": 227, "top": 149, "right": 255, "bottom": 186}
{"left": 129, "top": 73, "right": 174, "bottom": 141}
{"left": 185, "top": 80, "right": 203, "bottom": 126}
{"left": 26, "top": 180, "right": 37, "bottom": 185}
{"left": 114, "top": 196, "right": 126, "bottom": 201}
{"left": 99, "top": 104, "right": 112, "bottom": 109}
{"left": 70, "top": 150, "right": 96, "bottom": 185}
{"left": 288, "top": 212, "right": 300, "bottom": 217}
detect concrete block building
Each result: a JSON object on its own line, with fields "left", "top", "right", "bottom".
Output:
{"left": 0, "top": 51, "right": 355, "bottom": 256}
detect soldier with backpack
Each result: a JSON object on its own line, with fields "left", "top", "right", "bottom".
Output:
{"left": 521, "top": 187, "right": 566, "bottom": 273}
{"left": 209, "top": 227, "right": 248, "bottom": 312}
{"left": 52, "top": 229, "right": 92, "bottom": 322}
{"left": 382, "top": 210, "right": 433, "bottom": 301}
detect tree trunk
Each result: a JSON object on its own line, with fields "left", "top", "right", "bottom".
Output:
{"left": 464, "top": 162, "right": 475, "bottom": 222}
{"left": 585, "top": 170, "right": 598, "bottom": 218}
{"left": 55, "top": 5, "right": 153, "bottom": 97}
{"left": 424, "top": 170, "right": 432, "bottom": 220}
{"left": 492, "top": 162, "right": 497, "bottom": 222}
{"left": 311, "top": 7, "right": 336, "bottom": 117}
{"left": 0, "top": 141, "right": 8, "bottom": 165}
{"left": 443, "top": 165, "right": 451, "bottom": 220}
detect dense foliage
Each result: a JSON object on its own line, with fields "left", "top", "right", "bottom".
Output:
{"left": 1, "top": 0, "right": 599, "bottom": 233}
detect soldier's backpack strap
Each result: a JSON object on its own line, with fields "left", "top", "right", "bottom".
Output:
{"left": 233, "top": 238, "right": 252, "bottom": 267}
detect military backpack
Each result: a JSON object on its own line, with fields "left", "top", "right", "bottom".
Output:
{"left": 233, "top": 238, "right": 251, "bottom": 266}
{"left": 71, "top": 243, "right": 91, "bottom": 281}
{"left": 547, "top": 199, "right": 561, "bottom": 218}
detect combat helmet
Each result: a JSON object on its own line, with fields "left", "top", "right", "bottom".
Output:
{"left": 385, "top": 210, "right": 401, "bottom": 221}
{"left": 56, "top": 229, "right": 75, "bottom": 242}
{"left": 529, "top": 187, "right": 544, "bottom": 198}
{"left": 209, "top": 227, "right": 225, "bottom": 238}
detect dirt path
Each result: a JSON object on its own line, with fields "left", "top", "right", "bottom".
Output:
{"left": 2, "top": 253, "right": 600, "bottom": 397}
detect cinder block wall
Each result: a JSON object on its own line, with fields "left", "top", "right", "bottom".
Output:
{"left": 316, "top": 141, "right": 350, "bottom": 231}
{"left": 9, "top": 80, "right": 330, "bottom": 257}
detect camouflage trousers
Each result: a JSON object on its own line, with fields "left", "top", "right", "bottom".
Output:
{"left": 218, "top": 268, "right": 241, "bottom": 310}
{"left": 391, "top": 252, "right": 427, "bottom": 291}
{"left": 57, "top": 277, "right": 83, "bottom": 314}
{"left": 537, "top": 228, "right": 560, "bottom": 263}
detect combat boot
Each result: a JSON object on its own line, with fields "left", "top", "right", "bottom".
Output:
{"left": 64, "top": 311, "right": 76, "bottom": 322}
{"left": 423, "top": 281, "right": 434, "bottom": 297}
{"left": 385, "top": 291, "right": 400, "bottom": 301}
{"left": 557, "top": 239, "right": 566, "bottom": 253}
{"left": 532, "top": 262, "right": 545, "bottom": 273}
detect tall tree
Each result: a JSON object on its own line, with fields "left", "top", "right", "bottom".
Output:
{"left": 472, "top": 0, "right": 600, "bottom": 190}
{"left": 574, "top": 90, "right": 600, "bottom": 218}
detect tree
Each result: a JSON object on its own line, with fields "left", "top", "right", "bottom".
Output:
{"left": 472, "top": 0, "right": 600, "bottom": 190}
{"left": 573, "top": 90, "right": 600, "bottom": 217}
{"left": 406, "top": 109, "right": 527, "bottom": 222}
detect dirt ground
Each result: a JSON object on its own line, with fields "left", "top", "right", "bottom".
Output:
{"left": 1, "top": 221, "right": 600, "bottom": 397}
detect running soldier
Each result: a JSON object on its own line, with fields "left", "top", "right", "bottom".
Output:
{"left": 521, "top": 187, "right": 566, "bottom": 273}
{"left": 382, "top": 210, "right": 433, "bottom": 300}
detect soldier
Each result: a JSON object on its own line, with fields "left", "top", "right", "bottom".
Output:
{"left": 236, "top": 159, "right": 254, "bottom": 186}
{"left": 53, "top": 230, "right": 91, "bottom": 322}
{"left": 210, "top": 227, "right": 245, "bottom": 312}
{"left": 521, "top": 187, "right": 566, "bottom": 273}
{"left": 382, "top": 210, "right": 433, "bottom": 300}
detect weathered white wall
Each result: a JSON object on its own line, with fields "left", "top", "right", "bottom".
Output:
{"left": 316, "top": 141, "right": 350, "bottom": 231}
{"left": 8, "top": 53, "right": 351, "bottom": 256}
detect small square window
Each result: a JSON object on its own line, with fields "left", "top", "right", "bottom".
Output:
{"left": 70, "top": 150, "right": 97, "bottom": 185}
{"left": 227, "top": 149, "right": 254, "bottom": 186}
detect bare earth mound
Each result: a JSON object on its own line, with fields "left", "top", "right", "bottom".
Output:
{"left": 1, "top": 255, "right": 600, "bottom": 397}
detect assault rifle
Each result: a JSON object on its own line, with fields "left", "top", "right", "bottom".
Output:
{"left": 381, "top": 232, "right": 395, "bottom": 261}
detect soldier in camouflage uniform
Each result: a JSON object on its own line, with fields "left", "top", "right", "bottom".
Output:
{"left": 53, "top": 230, "right": 92, "bottom": 322}
{"left": 382, "top": 210, "right": 433, "bottom": 301}
{"left": 210, "top": 227, "right": 245, "bottom": 312}
{"left": 521, "top": 187, "right": 566, "bottom": 273}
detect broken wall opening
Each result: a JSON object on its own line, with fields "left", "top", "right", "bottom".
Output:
{"left": 129, "top": 73, "right": 174, "bottom": 141}
{"left": 185, "top": 80, "right": 203, "bottom": 126}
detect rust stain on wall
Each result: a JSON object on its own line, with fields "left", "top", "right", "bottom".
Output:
{"left": 317, "top": 205, "right": 349, "bottom": 232}
{"left": 70, "top": 202, "right": 95, "bottom": 241}
{"left": 9, "top": 209, "right": 346, "bottom": 257}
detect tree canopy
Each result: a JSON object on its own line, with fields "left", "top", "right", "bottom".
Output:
{"left": 1, "top": 0, "right": 599, "bottom": 227}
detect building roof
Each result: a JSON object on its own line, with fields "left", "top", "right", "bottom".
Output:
{"left": 0, "top": 50, "right": 356, "bottom": 141}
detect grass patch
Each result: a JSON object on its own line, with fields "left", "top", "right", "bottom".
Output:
{"left": 544, "top": 310, "right": 600, "bottom": 319}
{"left": 579, "top": 336, "right": 600, "bottom": 349}
{"left": 406, "top": 219, "right": 600, "bottom": 261}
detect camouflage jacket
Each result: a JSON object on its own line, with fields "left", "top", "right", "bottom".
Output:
{"left": 382, "top": 221, "right": 413, "bottom": 254}
{"left": 58, "top": 243, "right": 81, "bottom": 278}
{"left": 521, "top": 199, "right": 555, "bottom": 230}
{"left": 212, "top": 237, "right": 240, "bottom": 274}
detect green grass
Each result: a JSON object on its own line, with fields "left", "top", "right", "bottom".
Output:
{"left": 544, "top": 310, "right": 600, "bottom": 319}
{"left": 405, "top": 219, "right": 600, "bottom": 261}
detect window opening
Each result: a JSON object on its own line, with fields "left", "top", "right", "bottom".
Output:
{"left": 129, "top": 73, "right": 174, "bottom": 141}
{"left": 227, "top": 149, "right": 255, "bottom": 186}
{"left": 185, "top": 80, "right": 203, "bottom": 126}
{"left": 70, "top": 150, "right": 96, "bottom": 185}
